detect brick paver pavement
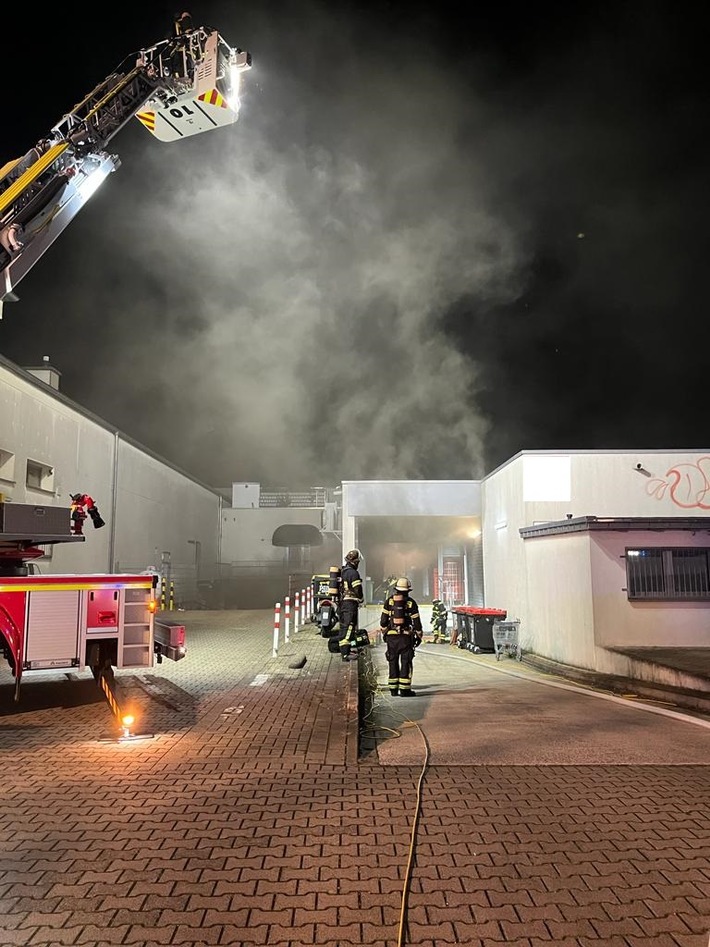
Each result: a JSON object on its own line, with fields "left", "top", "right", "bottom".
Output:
{"left": 0, "top": 609, "right": 708, "bottom": 946}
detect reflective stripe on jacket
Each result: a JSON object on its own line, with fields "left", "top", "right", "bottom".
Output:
{"left": 341, "top": 563, "right": 363, "bottom": 602}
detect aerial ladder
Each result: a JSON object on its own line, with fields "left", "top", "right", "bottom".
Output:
{"left": 0, "top": 19, "right": 251, "bottom": 312}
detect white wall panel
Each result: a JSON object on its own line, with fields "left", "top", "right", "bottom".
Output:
{"left": 590, "top": 531, "right": 710, "bottom": 649}
{"left": 113, "top": 439, "right": 220, "bottom": 577}
{"left": 523, "top": 532, "right": 595, "bottom": 666}
{"left": 344, "top": 480, "right": 481, "bottom": 516}
{"left": 221, "top": 508, "right": 323, "bottom": 564}
{"left": 1, "top": 358, "right": 221, "bottom": 581}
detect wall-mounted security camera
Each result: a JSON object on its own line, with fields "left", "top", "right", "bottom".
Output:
{"left": 636, "top": 463, "right": 643, "bottom": 469}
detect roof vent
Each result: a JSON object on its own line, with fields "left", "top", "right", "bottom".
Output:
{"left": 25, "top": 356, "right": 61, "bottom": 390}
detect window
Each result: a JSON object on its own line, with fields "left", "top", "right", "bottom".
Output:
{"left": 0, "top": 448, "right": 15, "bottom": 483}
{"left": 626, "top": 547, "right": 710, "bottom": 601}
{"left": 25, "top": 459, "right": 54, "bottom": 492}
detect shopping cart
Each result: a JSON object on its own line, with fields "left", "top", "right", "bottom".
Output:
{"left": 492, "top": 620, "right": 522, "bottom": 661}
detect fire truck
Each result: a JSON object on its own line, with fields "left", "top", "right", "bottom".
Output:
{"left": 0, "top": 18, "right": 250, "bottom": 720}
{"left": 0, "top": 502, "right": 185, "bottom": 708}
{"left": 0, "top": 17, "right": 252, "bottom": 307}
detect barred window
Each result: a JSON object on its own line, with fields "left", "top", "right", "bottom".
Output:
{"left": 626, "top": 547, "right": 710, "bottom": 600}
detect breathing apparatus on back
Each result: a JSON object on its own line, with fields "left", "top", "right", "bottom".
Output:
{"left": 392, "top": 576, "right": 412, "bottom": 630}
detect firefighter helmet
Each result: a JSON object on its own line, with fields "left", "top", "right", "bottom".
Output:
{"left": 394, "top": 576, "right": 412, "bottom": 592}
{"left": 345, "top": 548, "right": 361, "bottom": 565}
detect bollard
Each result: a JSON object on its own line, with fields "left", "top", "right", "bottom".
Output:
{"left": 301, "top": 588, "right": 306, "bottom": 626}
{"left": 294, "top": 591, "right": 300, "bottom": 632}
{"left": 272, "top": 602, "right": 281, "bottom": 657}
{"left": 284, "top": 595, "right": 291, "bottom": 643}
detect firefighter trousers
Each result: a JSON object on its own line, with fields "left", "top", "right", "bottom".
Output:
{"left": 384, "top": 632, "right": 415, "bottom": 692}
{"left": 339, "top": 599, "right": 360, "bottom": 657}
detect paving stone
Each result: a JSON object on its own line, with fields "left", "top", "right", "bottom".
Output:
{"left": 0, "top": 609, "right": 708, "bottom": 946}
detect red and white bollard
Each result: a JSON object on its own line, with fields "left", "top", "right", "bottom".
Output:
{"left": 272, "top": 602, "right": 281, "bottom": 657}
{"left": 284, "top": 595, "right": 291, "bottom": 643}
{"left": 300, "top": 588, "right": 306, "bottom": 626}
{"left": 294, "top": 591, "right": 300, "bottom": 632}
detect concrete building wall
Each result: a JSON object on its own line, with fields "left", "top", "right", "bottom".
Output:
{"left": 220, "top": 507, "right": 324, "bottom": 565}
{"left": 112, "top": 439, "right": 220, "bottom": 581}
{"left": 482, "top": 450, "right": 710, "bottom": 662}
{"left": 480, "top": 458, "right": 527, "bottom": 618}
{"left": 219, "top": 507, "right": 338, "bottom": 608}
{"left": 484, "top": 450, "right": 710, "bottom": 529}
{"left": 467, "top": 532, "right": 484, "bottom": 607}
{"left": 343, "top": 480, "right": 481, "bottom": 516}
{"left": 590, "top": 530, "right": 710, "bottom": 650}
{"left": 0, "top": 358, "right": 221, "bottom": 593}
{"left": 523, "top": 532, "right": 596, "bottom": 668}
{"left": 521, "top": 524, "right": 710, "bottom": 677}
{"left": 0, "top": 360, "right": 115, "bottom": 573}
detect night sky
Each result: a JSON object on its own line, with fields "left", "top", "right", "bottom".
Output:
{"left": 1, "top": 1, "right": 706, "bottom": 489}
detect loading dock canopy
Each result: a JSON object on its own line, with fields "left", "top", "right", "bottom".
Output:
{"left": 271, "top": 524, "right": 323, "bottom": 547}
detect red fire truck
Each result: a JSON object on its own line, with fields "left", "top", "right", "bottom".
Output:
{"left": 0, "top": 502, "right": 185, "bottom": 705}
{"left": 0, "top": 16, "right": 247, "bottom": 713}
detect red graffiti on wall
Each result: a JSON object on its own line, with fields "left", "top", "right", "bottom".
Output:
{"left": 647, "top": 457, "right": 710, "bottom": 509}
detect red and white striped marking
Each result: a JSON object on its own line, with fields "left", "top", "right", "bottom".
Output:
{"left": 272, "top": 602, "right": 281, "bottom": 656}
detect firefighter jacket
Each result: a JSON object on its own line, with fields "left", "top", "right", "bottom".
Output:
{"left": 380, "top": 594, "right": 423, "bottom": 641}
{"left": 341, "top": 563, "right": 364, "bottom": 603}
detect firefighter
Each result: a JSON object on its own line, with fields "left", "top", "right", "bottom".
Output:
{"left": 385, "top": 574, "right": 398, "bottom": 601}
{"left": 173, "top": 10, "right": 193, "bottom": 35}
{"left": 170, "top": 11, "right": 194, "bottom": 77}
{"left": 70, "top": 493, "right": 106, "bottom": 535}
{"left": 431, "top": 598, "right": 448, "bottom": 643}
{"left": 338, "top": 548, "right": 364, "bottom": 661}
{"left": 380, "top": 576, "right": 423, "bottom": 696}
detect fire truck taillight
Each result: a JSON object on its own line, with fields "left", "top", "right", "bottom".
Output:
{"left": 149, "top": 599, "right": 157, "bottom": 613}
